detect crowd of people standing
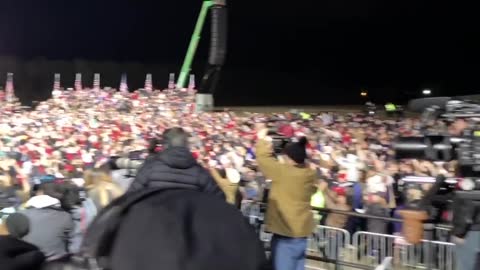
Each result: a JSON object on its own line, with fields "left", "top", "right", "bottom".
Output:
{"left": 0, "top": 86, "right": 462, "bottom": 269}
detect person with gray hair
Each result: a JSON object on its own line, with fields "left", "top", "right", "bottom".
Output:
{"left": 128, "top": 127, "right": 225, "bottom": 199}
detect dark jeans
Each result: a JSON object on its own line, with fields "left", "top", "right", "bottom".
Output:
{"left": 271, "top": 234, "right": 307, "bottom": 270}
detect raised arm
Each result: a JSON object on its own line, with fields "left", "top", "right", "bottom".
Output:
{"left": 209, "top": 167, "right": 233, "bottom": 192}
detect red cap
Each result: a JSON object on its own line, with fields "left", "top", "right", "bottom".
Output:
{"left": 333, "top": 186, "right": 346, "bottom": 197}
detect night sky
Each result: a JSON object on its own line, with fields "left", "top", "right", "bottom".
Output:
{"left": 1, "top": 0, "right": 479, "bottom": 106}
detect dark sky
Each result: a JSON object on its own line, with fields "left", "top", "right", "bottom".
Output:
{"left": 1, "top": 0, "right": 479, "bottom": 105}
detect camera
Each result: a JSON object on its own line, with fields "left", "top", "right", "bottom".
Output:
{"left": 263, "top": 118, "right": 291, "bottom": 155}
{"left": 109, "top": 130, "right": 188, "bottom": 174}
{"left": 268, "top": 130, "right": 289, "bottom": 155}
{"left": 364, "top": 102, "right": 377, "bottom": 116}
{"left": 109, "top": 151, "right": 146, "bottom": 177}
{"left": 393, "top": 97, "right": 480, "bottom": 244}
{"left": 394, "top": 99, "right": 480, "bottom": 178}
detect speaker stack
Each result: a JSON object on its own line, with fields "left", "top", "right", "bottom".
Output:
{"left": 208, "top": 4, "right": 228, "bottom": 66}
{"left": 197, "top": 1, "right": 228, "bottom": 111}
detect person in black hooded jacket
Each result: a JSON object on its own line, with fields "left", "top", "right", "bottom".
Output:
{"left": 128, "top": 128, "right": 225, "bottom": 199}
{"left": 0, "top": 213, "right": 46, "bottom": 270}
{"left": 81, "top": 188, "right": 267, "bottom": 270}
{"left": 0, "top": 236, "right": 46, "bottom": 270}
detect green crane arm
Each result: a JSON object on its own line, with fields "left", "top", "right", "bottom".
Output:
{"left": 176, "top": 0, "right": 214, "bottom": 89}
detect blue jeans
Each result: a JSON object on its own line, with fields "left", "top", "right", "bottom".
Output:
{"left": 456, "top": 231, "right": 480, "bottom": 270}
{"left": 271, "top": 234, "right": 307, "bottom": 270}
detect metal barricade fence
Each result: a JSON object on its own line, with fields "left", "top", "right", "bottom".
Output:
{"left": 352, "top": 231, "right": 456, "bottom": 270}
{"left": 241, "top": 201, "right": 271, "bottom": 247}
{"left": 241, "top": 201, "right": 457, "bottom": 270}
{"left": 241, "top": 200, "right": 262, "bottom": 226}
{"left": 435, "top": 226, "right": 452, "bottom": 242}
{"left": 309, "top": 225, "right": 351, "bottom": 262}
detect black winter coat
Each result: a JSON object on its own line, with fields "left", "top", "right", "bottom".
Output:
{"left": 128, "top": 147, "right": 225, "bottom": 199}
{"left": 108, "top": 189, "right": 267, "bottom": 270}
{"left": 0, "top": 236, "right": 46, "bottom": 270}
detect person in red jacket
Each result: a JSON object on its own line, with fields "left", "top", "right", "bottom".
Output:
{"left": 278, "top": 122, "right": 294, "bottom": 138}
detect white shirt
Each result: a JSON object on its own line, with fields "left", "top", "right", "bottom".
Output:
{"left": 335, "top": 154, "right": 360, "bottom": 182}
{"left": 22, "top": 160, "right": 33, "bottom": 175}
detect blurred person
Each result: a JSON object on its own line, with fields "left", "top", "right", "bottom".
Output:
{"left": 331, "top": 149, "right": 363, "bottom": 182}
{"left": 0, "top": 218, "right": 7, "bottom": 235}
{"left": 310, "top": 180, "right": 326, "bottom": 224}
{"left": 79, "top": 189, "right": 266, "bottom": 270}
{"left": 0, "top": 218, "right": 46, "bottom": 270}
{"left": 240, "top": 167, "right": 264, "bottom": 201}
{"left": 66, "top": 178, "right": 98, "bottom": 254}
{"left": 5, "top": 213, "right": 31, "bottom": 239}
{"left": 20, "top": 180, "right": 74, "bottom": 261}
{"left": 315, "top": 181, "right": 351, "bottom": 261}
{"left": 128, "top": 127, "right": 224, "bottom": 199}
{"left": 1, "top": 164, "right": 30, "bottom": 217}
{"left": 392, "top": 187, "right": 423, "bottom": 235}
{"left": 364, "top": 167, "right": 393, "bottom": 235}
{"left": 255, "top": 124, "right": 316, "bottom": 270}
{"left": 346, "top": 170, "right": 367, "bottom": 234}
{"left": 318, "top": 181, "right": 351, "bottom": 229}
{"left": 84, "top": 168, "right": 124, "bottom": 211}
{"left": 1, "top": 169, "right": 20, "bottom": 214}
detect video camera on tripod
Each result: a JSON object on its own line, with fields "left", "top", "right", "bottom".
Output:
{"left": 392, "top": 97, "right": 480, "bottom": 245}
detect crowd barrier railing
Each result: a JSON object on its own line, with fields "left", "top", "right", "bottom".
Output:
{"left": 309, "top": 225, "right": 351, "bottom": 263}
{"left": 352, "top": 231, "right": 455, "bottom": 270}
{"left": 241, "top": 201, "right": 457, "bottom": 270}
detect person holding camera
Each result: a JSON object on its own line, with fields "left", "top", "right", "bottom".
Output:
{"left": 255, "top": 124, "right": 317, "bottom": 270}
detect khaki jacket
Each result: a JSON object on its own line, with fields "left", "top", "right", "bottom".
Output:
{"left": 209, "top": 168, "right": 239, "bottom": 205}
{"left": 256, "top": 140, "right": 317, "bottom": 238}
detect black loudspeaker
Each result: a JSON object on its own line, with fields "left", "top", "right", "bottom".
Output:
{"left": 209, "top": 6, "right": 228, "bottom": 66}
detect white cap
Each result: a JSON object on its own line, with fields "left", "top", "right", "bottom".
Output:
{"left": 219, "top": 155, "right": 231, "bottom": 166}
{"left": 71, "top": 178, "right": 85, "bottom": 187}
{"left": 208, "top": 160, "right": 218, "bottom": 167}
{"left": 226, "top": 168, "right": 241, "bottom": 184}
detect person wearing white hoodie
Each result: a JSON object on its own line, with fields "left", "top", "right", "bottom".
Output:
{"left": 20, "top": 181, "right": 73, "bottom": 261}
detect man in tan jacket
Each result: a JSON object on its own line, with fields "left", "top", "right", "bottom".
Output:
{"left": 255, "top": 124, "right": 316, "bottom": 270}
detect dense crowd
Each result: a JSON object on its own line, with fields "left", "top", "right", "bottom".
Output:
{"left": 0, "top": 87, "right": 462, "bottom": 268}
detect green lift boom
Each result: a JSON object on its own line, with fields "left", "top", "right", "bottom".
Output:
{"left": 176, "top": 0, "right": 216, "bottom": 89}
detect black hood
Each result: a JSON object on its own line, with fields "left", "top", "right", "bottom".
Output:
{"left": 128, "top": 147, "right": 224, "bottom": 198}
{"left": 158, "top": 147, "right": 197, "bottom": 169}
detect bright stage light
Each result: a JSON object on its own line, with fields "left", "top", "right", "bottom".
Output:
{"left": 422, "top": 89, "right": 432, "bottom": 95}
